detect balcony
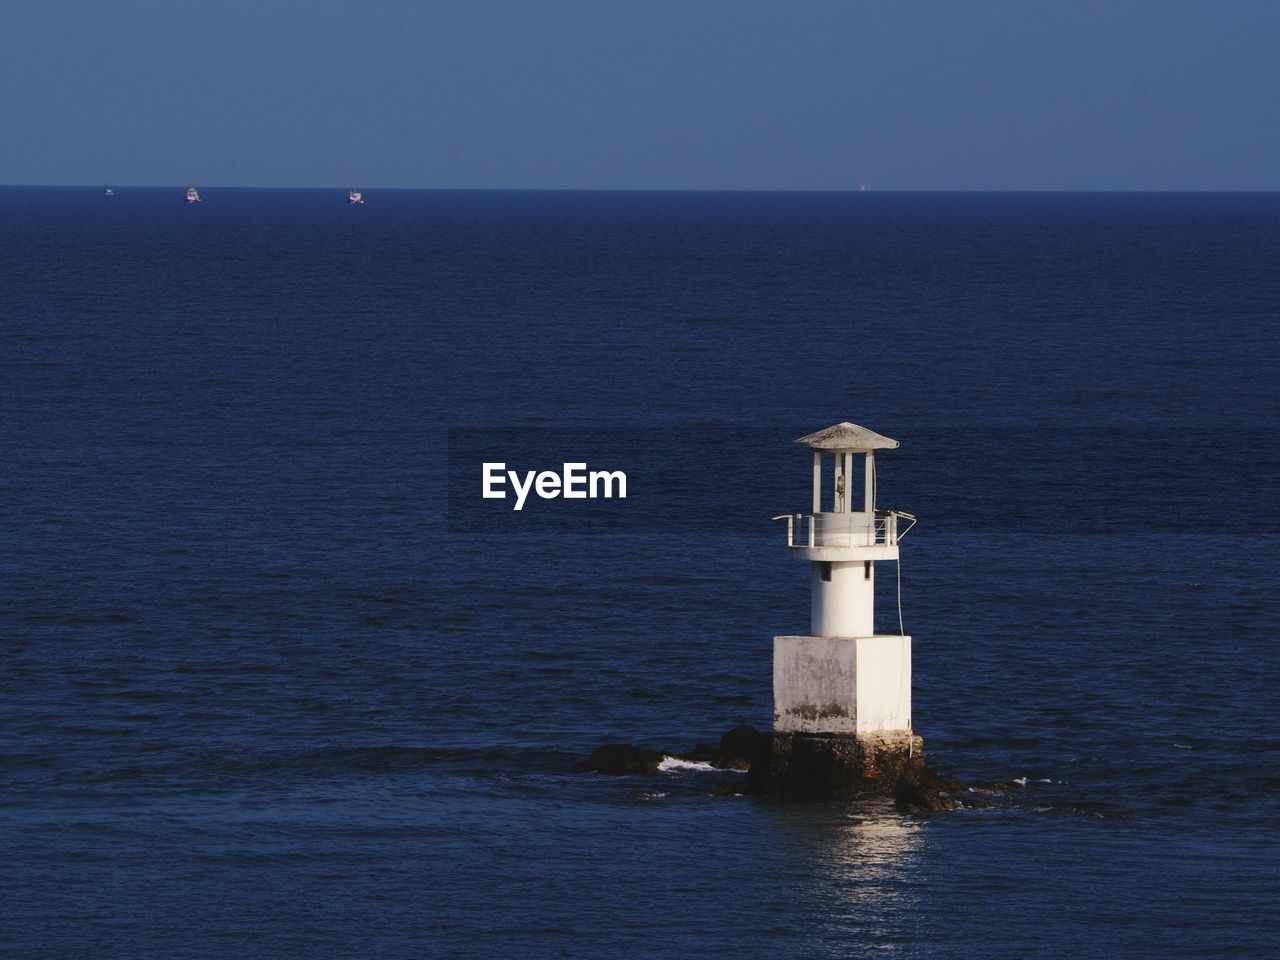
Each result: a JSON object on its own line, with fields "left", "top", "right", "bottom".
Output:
{"left": 772, "top": 509, "right": 916, "bottom": 557}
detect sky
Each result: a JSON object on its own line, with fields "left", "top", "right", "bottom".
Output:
{"left": 0, "top": 0, "right": 1277, "bottom": 191}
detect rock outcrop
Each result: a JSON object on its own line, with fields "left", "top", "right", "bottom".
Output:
{"left": 892, "top": 762, "right": 962, "bottom": 813}
{"left": 745, "top": 731, "right": 928, "bottom": 801}
{"left": 717, "top": 725, "right": 769, "bottom": 771}
{"left": 583, "top": 743, "right": 663, "bottom": 775}
{"left": 584, "top": 726, "right": 964, "bottom": 813}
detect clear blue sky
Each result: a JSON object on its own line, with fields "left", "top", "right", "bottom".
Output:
{"left": 2, "top": 0, "right": 1276, "bottom": 190}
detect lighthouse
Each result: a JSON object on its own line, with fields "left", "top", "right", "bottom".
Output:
{"left": 753, "top": 421, "right": 923, "bottom": 798}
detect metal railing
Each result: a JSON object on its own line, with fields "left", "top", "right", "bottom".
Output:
{"left": 771, "top": 510, "right": 916, "bottom": 548}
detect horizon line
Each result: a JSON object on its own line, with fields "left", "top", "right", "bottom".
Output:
{"left": 3, "top": 183, "right": 1279, "bottom": 195}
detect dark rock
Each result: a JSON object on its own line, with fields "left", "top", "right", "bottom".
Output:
{"left": 954, "top": 788, "right": 1000, "bottom": 809}
{"left": 684, "top": 742, "right": 721, "bottom": 763}
{"left": 746, "top": 732, "right": 925, "bottom": 800}
{"left": 583, "top": 730, "right": 969, "bottom": 813}
{"left": 584, "top": 743, "right": 663, "bottom": 775}
{"left": 893, "top": 764, "right": 959, "bottom": 814}
{"left": 717, "top": 725, "right": 768, "bottom": 771}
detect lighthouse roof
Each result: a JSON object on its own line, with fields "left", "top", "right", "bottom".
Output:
{"left": 794, "top": 421, "right": 899, "bottom": 451}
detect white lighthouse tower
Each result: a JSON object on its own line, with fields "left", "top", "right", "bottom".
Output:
{"left": 771, "top": 422, "right": 917, "bottom": 742}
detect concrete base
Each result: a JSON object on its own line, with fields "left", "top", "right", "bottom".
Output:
{"left": 773, "top": 634, "right": 911, "bottom": 734}
{"left": 745, "top": 731, "right": 926, "bottom": 800}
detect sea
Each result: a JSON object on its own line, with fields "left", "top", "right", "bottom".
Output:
{"left": 1, "top": 187, "right": 1276, "bottom": 958}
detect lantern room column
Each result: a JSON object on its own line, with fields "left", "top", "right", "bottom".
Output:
{"left": 864, "top": 451, "right": 875, "bottom": 513}
{"left": 812, "top": 450, "right": 821, "bottom": 514}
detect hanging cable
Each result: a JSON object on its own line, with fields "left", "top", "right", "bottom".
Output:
{"left": 896, "top": 556, "right": 905, "bottom": 636}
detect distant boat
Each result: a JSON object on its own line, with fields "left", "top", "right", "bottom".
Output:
{"left": 347, "top": 189, "right": 364, "bottom": 205}
{"left": 185, "top": 185, "right": 202, "bottom": 203}
{"left": 104, "top": 187, "right": 117, "bottom": 197}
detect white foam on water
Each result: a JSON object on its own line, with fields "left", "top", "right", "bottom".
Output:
{"left": 1012, "top": 777, "right": 1053, "bottom": 786}
{"left": 658, "top": 756, "right": 716, "bottom": 773}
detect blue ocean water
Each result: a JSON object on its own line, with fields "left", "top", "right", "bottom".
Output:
{"left": 1, "top": 187, "right": 1277, "bottom": 958}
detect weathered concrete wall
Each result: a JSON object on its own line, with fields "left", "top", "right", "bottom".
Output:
{"left": 773, "top": 635, "right": 857, "bottom": 733}
{"left": 853, "top": 634, "right": 912, "bottom": 733}
{"left": 773, "top": 634, "right": 911, "bottom": 734}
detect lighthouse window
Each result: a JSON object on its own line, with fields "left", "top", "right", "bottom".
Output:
{"left": 864, "top": 561, "right": 872, "bottom": 580}
{"left": 820, "top": 562, "right": 832, "bottom": 582}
